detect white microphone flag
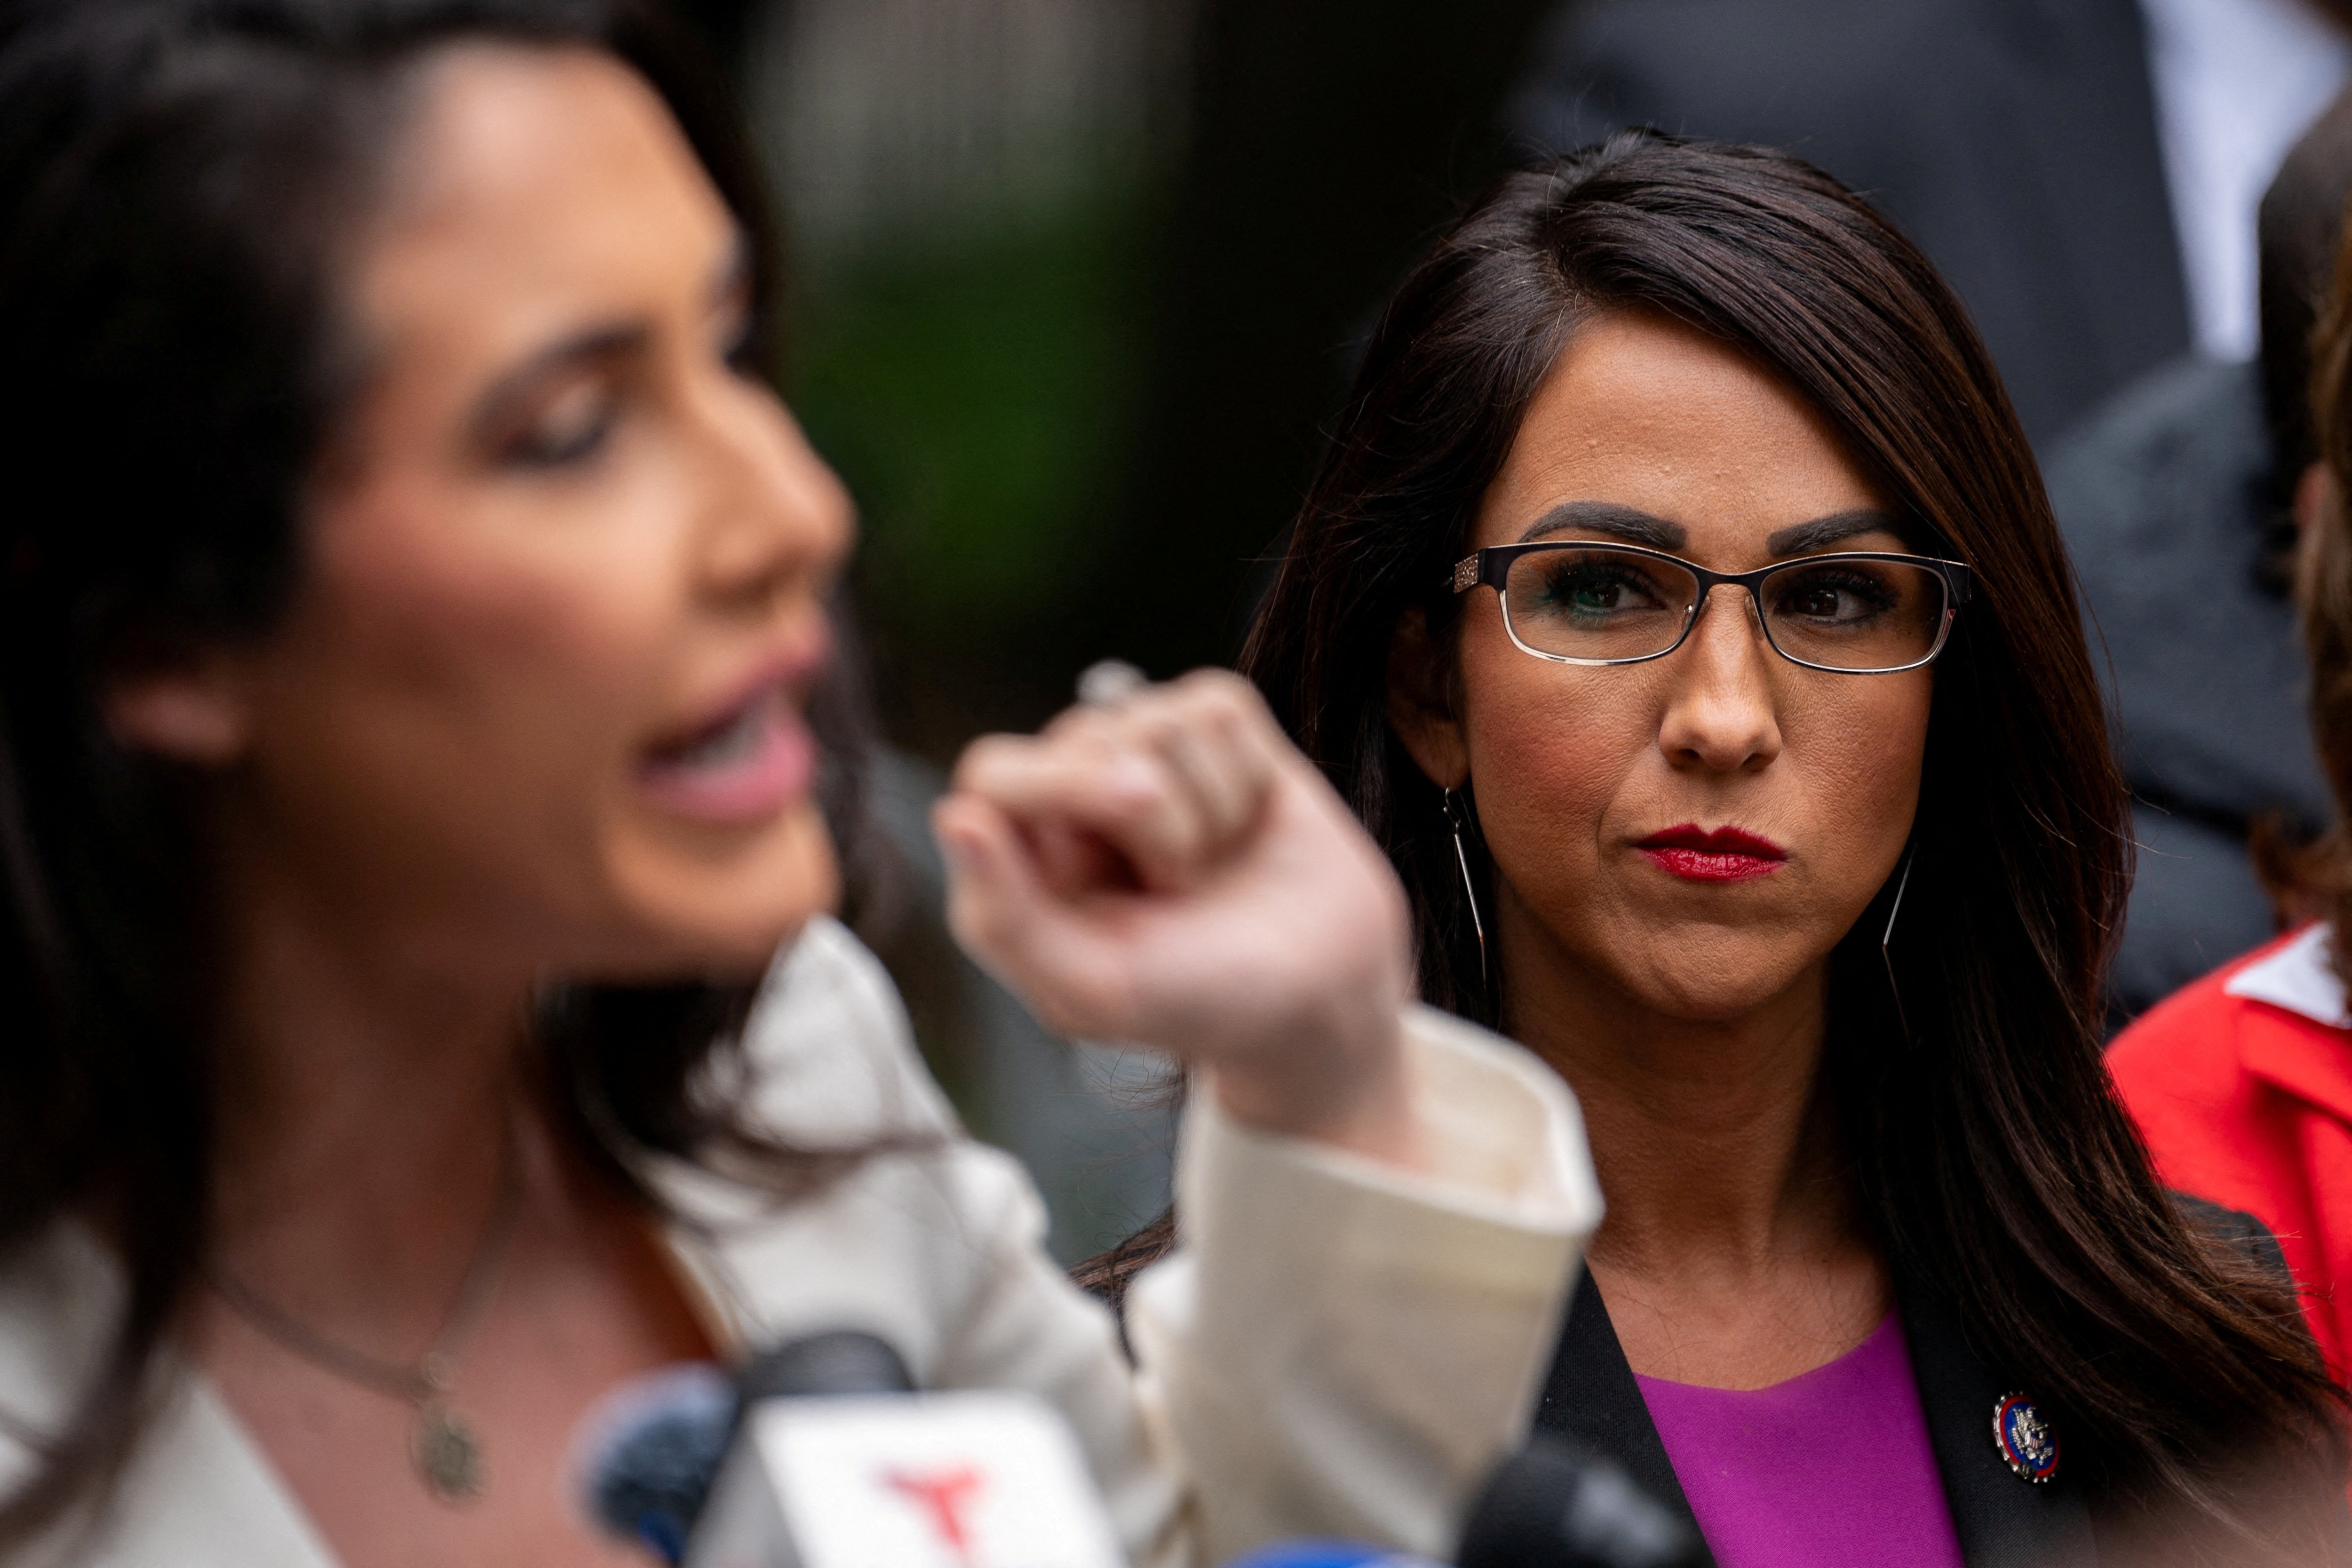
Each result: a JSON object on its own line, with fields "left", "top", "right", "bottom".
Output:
{"left": 686, "top": 1390, "right": 1127, "bottom": 1568}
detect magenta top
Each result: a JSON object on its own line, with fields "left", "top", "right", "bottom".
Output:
{"left": 1634, "top": 1312, "right": 1966, "bottom": 1568}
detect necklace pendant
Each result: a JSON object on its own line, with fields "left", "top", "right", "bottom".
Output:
{"left": 414, "top": 1403, "right": 485, "bottom": 1503}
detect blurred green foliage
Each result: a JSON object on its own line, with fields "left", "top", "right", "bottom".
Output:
{"left": 785, "top": 185, "right": 1157, "bottom": 756}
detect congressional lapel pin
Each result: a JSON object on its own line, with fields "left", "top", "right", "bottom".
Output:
{"left": 1992, "top": 1392, "right": 2060, "bottom": 1483}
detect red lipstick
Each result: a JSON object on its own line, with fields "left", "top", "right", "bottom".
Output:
{"left": 1634, "top": 823, "right": 1788, "bottom": 882}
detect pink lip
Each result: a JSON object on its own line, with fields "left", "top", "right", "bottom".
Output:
{"left": 636, "top": 641, "right": 826, "bottom": 827}
{"left": 1633, "top": 823, "right": 1788, "bottom": 883}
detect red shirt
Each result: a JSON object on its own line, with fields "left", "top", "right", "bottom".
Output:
{"left": 2107, "top": 924, "right": 2352, "bottom": 1378}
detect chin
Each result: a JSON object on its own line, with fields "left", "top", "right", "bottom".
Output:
{"left": 1617, "top": 936, "right": 1818, "bottom": 1023}
{"left": 592, "top": 803, "right": 841, "bottom": 979}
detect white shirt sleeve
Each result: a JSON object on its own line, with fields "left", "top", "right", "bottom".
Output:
{"left": 1128, "top": 1006, "right": 1601, "bottom": 1564}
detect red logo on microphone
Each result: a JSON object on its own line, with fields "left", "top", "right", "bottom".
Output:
{"left": 883, "top": 1465, "right": 988, "bottom": 1565}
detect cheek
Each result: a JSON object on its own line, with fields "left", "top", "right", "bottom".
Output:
{"left": 1455, "top": 619, "right": 1648, "bottom": 879}
{"left": 1781, "top": 674, "right": 1931, "bottom": 858}
{"left": 306, "top": 487, "right": 671, "bottom": 782}
{"left": 246, "top": 484, "right": 682, "bottom": 938}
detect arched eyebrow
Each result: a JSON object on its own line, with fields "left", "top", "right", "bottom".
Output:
{"left": 1764, "top": 509, "right": 1907, "bottom": 555}
{"left": 1517, "top": 501, "right": 1908, "bottom": 556}
{"left": 1518, "top": 502, "right": 1685, "bottom": 549}
{"left": 467, "top": 231, "right": 754, "bottom": 442}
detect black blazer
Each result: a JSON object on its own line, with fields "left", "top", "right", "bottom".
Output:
{"left": 1532, "top": 1199, "right": 2291, "bottom": 1567}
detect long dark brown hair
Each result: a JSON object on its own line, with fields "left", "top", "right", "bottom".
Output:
{"left": 0, "top": 0, "right": 893, "bottom": 1543}
{"left": 1242, "top": 134, "right": 2343, "bottom": 1554}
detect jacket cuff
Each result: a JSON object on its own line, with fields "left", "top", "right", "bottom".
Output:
{"left": 1179, "top": 1003, "right": 1603, "bottom": 1287}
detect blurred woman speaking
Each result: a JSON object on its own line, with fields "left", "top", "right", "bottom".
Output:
{"left": 0, "top": 3, "right": 1599, "bottom": 1565}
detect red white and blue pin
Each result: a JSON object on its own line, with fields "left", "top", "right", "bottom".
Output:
{"left": 1992, "top": 1393, "right": 2059, "bottom": 1483}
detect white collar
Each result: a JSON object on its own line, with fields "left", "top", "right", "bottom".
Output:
{"left": 2221, "top": 923, "right": 2351, "bottom": 1029}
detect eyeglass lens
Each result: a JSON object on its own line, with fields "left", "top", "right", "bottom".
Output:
{"left": 1500, "top": 547, "right": 1949, "bottom": 671}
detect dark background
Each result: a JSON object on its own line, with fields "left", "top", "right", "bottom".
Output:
{"left": 682, "top": 0, "right": 1559, "bottom": 762}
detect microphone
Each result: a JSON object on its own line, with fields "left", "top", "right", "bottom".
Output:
{"left": 581, "top": 1332, "right": 921, "bottom": 1562}
{"left": 579, "top": 1329, "right": 1127, "bottom": 1568}
{"left": 1454, "top": 1435, "right": 1704, "bottom": 1568}
{"left": 1216, "top": 1544, "right": 1445, "bottom": 1568}
{"left": 578, "top": 1360, "right": 740, "bottom": 1562}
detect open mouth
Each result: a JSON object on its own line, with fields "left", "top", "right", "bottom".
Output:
{"left": 1633, "top": 823, "right": 1788, "bottom": 882}
{"left": 637, "top": 678, "right": 815, "bottom": 827}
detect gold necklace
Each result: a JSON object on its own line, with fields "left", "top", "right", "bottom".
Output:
{"left": 209, "top": 1130, "right": 524, "bottom": 1504}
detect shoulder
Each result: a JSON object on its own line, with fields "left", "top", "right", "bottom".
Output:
{"left": 658, "top": 922, "right": 1073, "bottom": 1374}
{"left": 2107, "top": 927, "right": 2314, "bottom": 1102}
{"left": 2046, "top": 357, "right": 2263, "bottom": 577}
{"left": 2045, "top": 355, "right": 2261, "bottom": 521}
{"left": 2108, "top": 926, "right": 2352, "bottom": 1220}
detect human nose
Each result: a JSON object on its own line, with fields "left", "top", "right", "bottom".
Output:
{"left": 688, "top": 377, "right": 855, "bottom": 616}
{"left": 1656, "top": 584, "right": 1783, "bottom": 773}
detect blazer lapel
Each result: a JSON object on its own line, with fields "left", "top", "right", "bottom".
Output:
{"left": 1535, "top": 1265, "right": 2098, "bottom": 1568}
{"left": 1532, "top": 1269, "right": 1717, "bottom": 1568}
{"left": 1895, "top": 1275, "right": 2099, "bottom": 1567}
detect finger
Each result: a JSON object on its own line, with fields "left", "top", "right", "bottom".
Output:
{"left": 1156, "top": 676, "right": 1279, "bottom": 851}
{"left": 1150, "top": 714, "right": 1246, "bottom": 850}
{"left": 931, "top": 793, "right": 1035, "bottom": 965}
{"left": 951, "top": 729, "right": 1208, "bottom": 891}
{"left": 931, "top": 794, "right": 1129, "bottom": 1036}
{"left": 1116, "top": 698, "right": 1255, "bottom": 863}
{"left": 1066, "top": 669, "right": 1277, "bottom": 863}
{"left": 1025, "top": 815, "right": 1122, "bottom": 900}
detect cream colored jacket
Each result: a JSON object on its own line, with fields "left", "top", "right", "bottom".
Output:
{"left": 0, "top": 917, "right": 1600, "bottom": 1567}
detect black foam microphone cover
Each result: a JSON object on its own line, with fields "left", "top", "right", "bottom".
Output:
{"left": 735, "top": 1328, "right": 916, "bottom": 1403}
{"left": 1456, "top": 1433, "right": 1705, "bottom": 1568}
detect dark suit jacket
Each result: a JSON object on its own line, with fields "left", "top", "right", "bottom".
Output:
{"left": 1532, "top": 1198, "right": 2295, "bottom": 1566}
{"left": 1507, "top": 0, "right": 2190, "bottom": 446}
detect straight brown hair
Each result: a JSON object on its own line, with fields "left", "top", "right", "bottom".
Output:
{"left": 1243, "top": 133, "right": 2344, "bottom": 1557}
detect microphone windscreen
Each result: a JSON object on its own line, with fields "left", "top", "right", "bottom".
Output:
{"left": 575, "top": 1361, "right": 737, "bottom": 1563}
{"left": 1455, "top": 1435, "right": 1703, "bottom": 1568}
{"left": 737, "top": 1328, "right": 916, "bottom": 1401}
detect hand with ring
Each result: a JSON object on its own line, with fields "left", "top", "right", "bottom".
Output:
{"left": 931, "top": 667, "right": 1421, "bottom": 1167}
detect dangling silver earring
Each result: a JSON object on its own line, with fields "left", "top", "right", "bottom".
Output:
{"left": 1881, "top": 842, "right": 1916, "bottom": 1041}
{"left": 1442, "top": 786, "right": 1490, "bottom": 993}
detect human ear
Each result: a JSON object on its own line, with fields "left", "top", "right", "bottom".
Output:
{"left": 103, "top": 656, "right": 253, "bottom": 766}
{"left": 1386, "top": 605, "right": 1470, "bottom": 789}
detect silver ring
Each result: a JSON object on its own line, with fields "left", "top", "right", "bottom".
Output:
{"left": 1076, "top": 659, "right": 1148, "bottom": 708}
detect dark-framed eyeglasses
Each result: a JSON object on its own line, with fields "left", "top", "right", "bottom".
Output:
{"left": 1450, "top": 541, "right": 1974, "bottom": 674}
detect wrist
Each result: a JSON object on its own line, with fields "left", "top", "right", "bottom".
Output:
{"left": 1207, "top": 1009, "right": 1425, "bottom": 1171}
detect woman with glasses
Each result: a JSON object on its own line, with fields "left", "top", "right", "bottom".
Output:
{"left": 1236, "top": 133, "right": 2347, "bottom": 1565}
